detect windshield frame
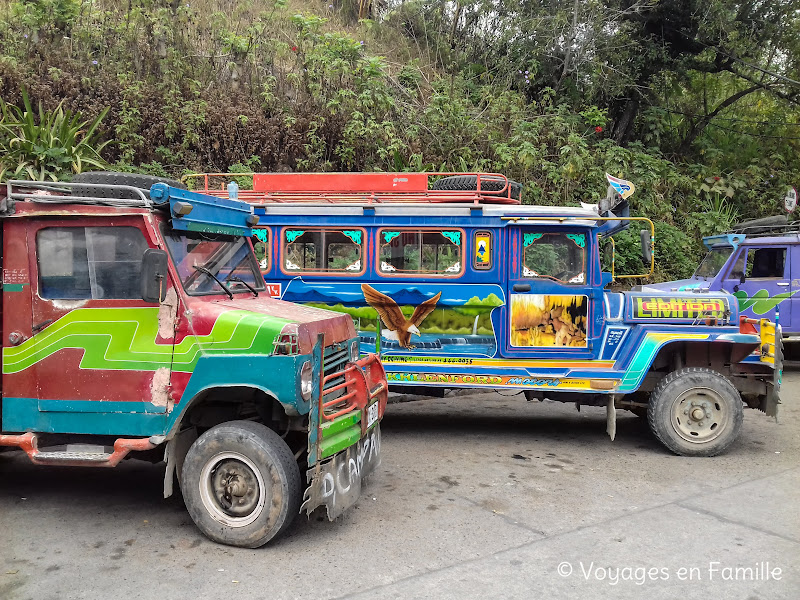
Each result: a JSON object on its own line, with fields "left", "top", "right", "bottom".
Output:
{"left": 161, "top": 225, "right": 266, "bottom": 297}
{"left": 693, "top": 245, "right": 734, "bottom": 279}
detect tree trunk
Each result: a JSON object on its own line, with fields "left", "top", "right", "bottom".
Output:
{"left": 612, "top": 98, "right": 639, "bottom": 144}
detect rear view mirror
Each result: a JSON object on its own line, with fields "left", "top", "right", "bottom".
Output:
{"left": 640, "top": 229, "right": 652, "bottom": 266}
{"left": 601, "top": 240, "right": 614, "bottom": 271}
{"left": 141, "top": 248, "right": 169, "bottom": 303}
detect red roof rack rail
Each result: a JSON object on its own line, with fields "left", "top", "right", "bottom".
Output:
{"left": 182, "top": 172, "right": 522, "bottom": 205}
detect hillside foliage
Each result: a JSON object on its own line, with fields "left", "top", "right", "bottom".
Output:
{"left": 0, "top": 0, "right": 798, "bottom": 280}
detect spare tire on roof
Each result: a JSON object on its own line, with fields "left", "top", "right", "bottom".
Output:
{"left": 732, "top": 215, "right": 787, "bottom": 231}
{"left": 71, "top": 171, "right": 187, "bottom": 200}
{"left": 432, "top": 175, "right": 522, "bottom": 200}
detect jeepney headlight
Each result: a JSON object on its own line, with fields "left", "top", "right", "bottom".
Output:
{"left": 349, "top": 339, "right": 360, "bottom": 363}
{"left": 300, "top": 360, "right": 314, "bottom": 401}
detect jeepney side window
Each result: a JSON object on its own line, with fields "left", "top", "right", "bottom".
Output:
{"left": 521, "top": 232, "right": 586, "bottom": 284}
{"left": 727, "top": 250, "right": 747, "bottom": 280}
{"left": 37, "top": 227, "right": 149, "bottom": 299}
{"left": 282, "top": 228, "right": 364, "bottom": 274}
{"left": 378, "top": 229, "right": 464, "bottom": 276}
{"left": 745, "top": 247, "right": 786, "bottom": 279}
{"left": 252, "top": 228, "right": 271, "bottom": 273}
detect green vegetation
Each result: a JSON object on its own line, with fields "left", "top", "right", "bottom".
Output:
{"left": 0, "top": 90, "right": 108, "bottom": 180}
{"left": 0, "top": 0, "right": 797, "bottom": 279}
{"left": 309, "top": 293, "right": 500, "bottom": 336}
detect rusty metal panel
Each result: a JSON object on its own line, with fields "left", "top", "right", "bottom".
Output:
{"left": 301, "top": 424, "right": 381, "bottom": 520}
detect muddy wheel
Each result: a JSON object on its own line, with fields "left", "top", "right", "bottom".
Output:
{"left": 181, "top": 420, "right": 302, "bottom": 548}
{"left": 647, "top": 367, "right": 743, "bottom": 457}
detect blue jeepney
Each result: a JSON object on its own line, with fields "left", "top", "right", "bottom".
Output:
{"left": 188, "top": 172, "right": 782, "bottom": 457}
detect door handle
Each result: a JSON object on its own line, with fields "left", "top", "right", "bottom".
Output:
{"left": 513, "top": 283, "right": 531, "bottom": 292}
{"left": 777, "top": 282, "right": 790, "bottom": 287}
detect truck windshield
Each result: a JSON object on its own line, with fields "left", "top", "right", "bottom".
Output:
{"left": 694, "top": 246, "right": 734, "bottom": 279}
{"left": 163, "top": 227, "right": 266, "bottom": 296}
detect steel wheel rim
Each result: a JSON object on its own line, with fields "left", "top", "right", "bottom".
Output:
{"left": 671, "top": 386, "right": 730, "bottom": 444}
{"left": 199, "top": 451, "right": 267, "bottom": 528}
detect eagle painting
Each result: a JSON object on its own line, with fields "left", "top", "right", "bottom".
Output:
{"left": 361, "top": 284, "right": 442, "bottom": 349}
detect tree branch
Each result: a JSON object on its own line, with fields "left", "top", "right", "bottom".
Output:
{"left": 678, "top": 85, "right": 762, "bottom": 152}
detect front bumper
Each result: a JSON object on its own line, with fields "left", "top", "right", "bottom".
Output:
{"left": 302, "top": 350, "right": 388, "bottom": 519}
{"left": 759, "top": 319, "right": 783, "bottom": 417}
{"left": 301, "top": 422, "right": 381, "bottom": 519}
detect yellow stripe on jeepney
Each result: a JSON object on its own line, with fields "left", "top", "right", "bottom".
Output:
{"left": 380, "top": 355, "right": 616, "bottom": 369}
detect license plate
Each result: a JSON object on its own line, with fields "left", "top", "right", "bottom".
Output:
{"left": 367, "top": 400, "right": 379, "bottom": 428}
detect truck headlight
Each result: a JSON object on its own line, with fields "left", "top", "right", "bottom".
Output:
{"left": 300, "top": 360, "right": 314, "bottom": 401}
{"left": 349, "top": 339, "right": 360, "bottom": 362}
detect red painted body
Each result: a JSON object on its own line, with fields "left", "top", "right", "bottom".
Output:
{"left": 1, "top": 197, "right": 359, "bottom": 432}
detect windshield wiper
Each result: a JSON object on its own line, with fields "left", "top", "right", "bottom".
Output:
{"left": 192, "top": 265, "right": 233, "bottom": 299}
{"left": 228, "top": 275, "right": 259, "bottom": 297}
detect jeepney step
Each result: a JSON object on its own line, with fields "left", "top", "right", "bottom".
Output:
{"left": 33, "top": 444, "right": 113, "bottom": 463}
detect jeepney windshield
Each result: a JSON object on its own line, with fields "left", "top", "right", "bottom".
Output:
{"left": 163, "top": 227, "right": 265, "bottom": 296}
{"left": 694, "top": 246, "right": 734, "bottom": 279}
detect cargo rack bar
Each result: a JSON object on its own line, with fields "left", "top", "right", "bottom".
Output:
{"left": 182, "top": 172, "right": 521, "bottom": 205}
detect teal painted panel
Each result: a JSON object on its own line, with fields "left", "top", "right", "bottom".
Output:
{"left": 38, "top": 399, "right": 167, "bottom": 414}
{"left": 2, "top": 397, "right": 166, "bottom": 436}
{"left": 165, "top": 353, "right": 306, "bottom": 435}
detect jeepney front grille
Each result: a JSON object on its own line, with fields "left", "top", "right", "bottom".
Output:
{"left": 320, "top": 343, "right": 356, "bottom": 420}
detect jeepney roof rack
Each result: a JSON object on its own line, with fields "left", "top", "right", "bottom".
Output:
{"left": 183, "top": 172, "right": 523, "bottom": 206}
{"left": 1, "top": 180, "right": 258, "bottom": 236}
{"left": 3, "top": 180, "right": 156, "bottom": 213}
{"left": 726, "top": 215, "right": 800, "bottom": 239}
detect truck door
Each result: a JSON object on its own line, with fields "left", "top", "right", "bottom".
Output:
{"left": 24, "top": 218, "right": 173, "bottom": 434}
{"left": 504, "top": 227, "right": 599, "bottom": 358}
{"left": 723, "top": 244, "right": 793, "bottom": 328}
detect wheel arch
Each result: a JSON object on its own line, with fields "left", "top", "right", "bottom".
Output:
{"left": 162, "top": 385, "right": 302, "bottom": 499}
{"left": 165, "top": 384, "right": 294, "bottom": 439}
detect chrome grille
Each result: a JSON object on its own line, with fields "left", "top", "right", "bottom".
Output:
{"left": 322, "top": 344, "right": 349, "bottom": 405}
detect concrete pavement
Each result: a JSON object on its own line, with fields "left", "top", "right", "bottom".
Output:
{"left": 2, "top": 374, "right": 798, "bottom": 599}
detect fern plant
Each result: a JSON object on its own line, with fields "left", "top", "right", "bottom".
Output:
{"left": 0, "top": 90, "right": 109, "bottom": 181}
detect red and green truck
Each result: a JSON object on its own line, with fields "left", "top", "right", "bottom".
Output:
{"left": 0, "top": 173, "right": 387, "bottom": 547}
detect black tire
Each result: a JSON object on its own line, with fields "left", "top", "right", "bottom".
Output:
{"left": 732, "top": 215, "right": 787, "bottom": 233}
{"left": 181, "top": 420, "right": 302, "bottom": 548}
{"left": 647, "top": 367, "right": 743, "bottom": 457}
{"left": 71, "top": 171, "right": 186, "bottom": 200}
{"left": 432, "top": 175, "right": 522, "bottom": 200}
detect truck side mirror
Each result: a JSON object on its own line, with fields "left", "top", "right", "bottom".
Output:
{"left": 141, "top": 248, "right": 169, "bottom": 303}
{"left": 639, "top": 229, "right": 652, "bottom": 266}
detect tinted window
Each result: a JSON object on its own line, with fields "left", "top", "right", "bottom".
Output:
{"left": 522, "top": 232, "right": 586, "bottom": 284}
{"left": 728, "top": 247, "right": 787, "bottom": 280}
{"left": 746, "top": 248, "right": 786, "bottom": 279}
{"left": 378, "top": 229, "right": 463, "bottom": 276}
{"left": 37, "top": 227, "right": 149, "bottom": 299}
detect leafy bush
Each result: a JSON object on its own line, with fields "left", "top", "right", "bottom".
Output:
{"left": 0, "top": 90, "right": 109, "bottom": 181}
{"left": 611, "top": 221, "right": 697, "bottom": 283}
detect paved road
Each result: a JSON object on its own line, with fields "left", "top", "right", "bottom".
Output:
{"left": 2, "top": 374, "right": 799, "bottom": 600}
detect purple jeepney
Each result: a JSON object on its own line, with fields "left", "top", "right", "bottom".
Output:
{"left": 644, "top": 231, "right": 800, "bottom": 336}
